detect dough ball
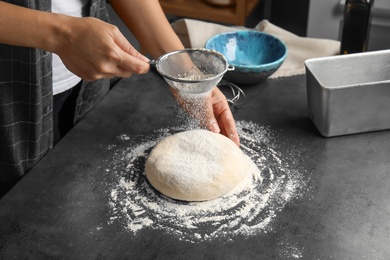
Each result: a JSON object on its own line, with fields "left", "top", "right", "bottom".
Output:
{"left": 145, "top": 129, "right": 255, "bottom": 201}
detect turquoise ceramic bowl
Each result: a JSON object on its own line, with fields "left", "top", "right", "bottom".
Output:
{"left": 205, "top": 30, "right": 287, "bottom": 85}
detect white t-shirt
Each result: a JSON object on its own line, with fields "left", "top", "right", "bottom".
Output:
{"left": 51, "top": 0, "right": 86, "bottom": 95}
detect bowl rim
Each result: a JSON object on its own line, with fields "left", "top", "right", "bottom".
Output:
{"left": 204, "top": 30, "right": 288, "bottom": 70}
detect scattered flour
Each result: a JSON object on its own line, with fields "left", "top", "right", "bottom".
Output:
{"left": 106, "top": 120, "right": 306, "bottom": 243}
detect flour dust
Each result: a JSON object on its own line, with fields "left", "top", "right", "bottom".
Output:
{"left": 106, "top": 120, "right": 306, "bottom": 243}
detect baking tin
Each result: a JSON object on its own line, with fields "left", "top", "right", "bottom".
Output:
{"left": 305, "top": 49, "right": 390, "bottom": 137}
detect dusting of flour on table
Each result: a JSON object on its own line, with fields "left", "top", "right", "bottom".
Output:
{"left": 107, "top": 120, "right": 305, "bottom": 243}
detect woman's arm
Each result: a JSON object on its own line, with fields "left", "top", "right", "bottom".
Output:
{"left": 109, "top": 0, "right": 240, "bottom": 145}
{"left": 0, "top": 1, "right": 150, "bottom": 80}
{"left": 109, "top": 0, "right": 184, "bottom": 58}
{"left": 0, "top": 1, "right": 57, "bottom": 50}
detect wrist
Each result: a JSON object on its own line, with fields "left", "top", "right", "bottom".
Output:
{"left": 38, "top": 13, "right": 73, "bottom": 54}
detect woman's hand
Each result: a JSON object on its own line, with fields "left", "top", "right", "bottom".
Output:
{"left": 51, "top": 16, "right": 150, "bottom": 81}
{"left": 208, "top": 87, "right": 240, "bottom": 146}
{"left": 172, "top": 87, "right": 240, "bottom": 146}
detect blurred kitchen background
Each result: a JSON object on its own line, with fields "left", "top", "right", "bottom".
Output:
{"left": 108, "top": 0, "right": 390, "bottom": 53}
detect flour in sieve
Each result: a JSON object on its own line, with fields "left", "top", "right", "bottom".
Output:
{"left": 107, "top": 120, "right": 306, "bottom": 243}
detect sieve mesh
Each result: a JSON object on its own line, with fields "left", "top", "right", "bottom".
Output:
{"left": 155, "top": 48, "right": 231, "bottom": 94}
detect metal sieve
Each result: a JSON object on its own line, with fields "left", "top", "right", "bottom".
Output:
{"left": 152, "top": 48, "right": 234, "bottom": 94}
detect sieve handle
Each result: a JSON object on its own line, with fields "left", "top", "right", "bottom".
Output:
{"left": 227, "top": 64, "right": 235, "bottom": 71}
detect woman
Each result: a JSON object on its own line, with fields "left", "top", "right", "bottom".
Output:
{"left": 0, "top": 0, "right": 240, "bottom": 195}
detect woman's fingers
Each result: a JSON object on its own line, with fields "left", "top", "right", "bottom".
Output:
{"left": 55, "top": 16, "right": 150, "bottom": 81}
{"left": 210, "top": 88, "right": 240, "bottom": 146}
{"left": 171, "top": 86, "right": 240, "bottom": 146}
{"left": 112, "top": 31, "right": 150, "bottom": 75}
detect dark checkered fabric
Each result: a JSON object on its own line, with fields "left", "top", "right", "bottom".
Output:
{"left": 0, "top": 0, "right": 111, "bottom": 183}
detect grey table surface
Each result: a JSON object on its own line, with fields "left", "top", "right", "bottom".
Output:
{"left": 0, "top": 70, "right": 389, "bottom": 259}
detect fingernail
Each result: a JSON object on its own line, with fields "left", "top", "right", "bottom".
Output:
{"left": 139, "top": 54, "right": 150, "bottom": 63}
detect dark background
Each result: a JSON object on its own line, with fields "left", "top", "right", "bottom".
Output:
{"left": 246, "top": 0, "right": 310, "bottom": 36}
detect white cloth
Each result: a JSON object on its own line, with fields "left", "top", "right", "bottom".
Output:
{"left": 51, "top": 0, "right": 85, "bottom": 95}
{"left": 172, "top": 18, "right": 341, "bottom": 79}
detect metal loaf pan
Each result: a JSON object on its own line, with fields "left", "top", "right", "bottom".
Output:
{"left": 305, "top": 49, "right": 390, "bottom": 137}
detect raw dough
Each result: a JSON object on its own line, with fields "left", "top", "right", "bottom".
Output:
{"left": 145, "top": 129, "right": 256, "bottom": 201}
